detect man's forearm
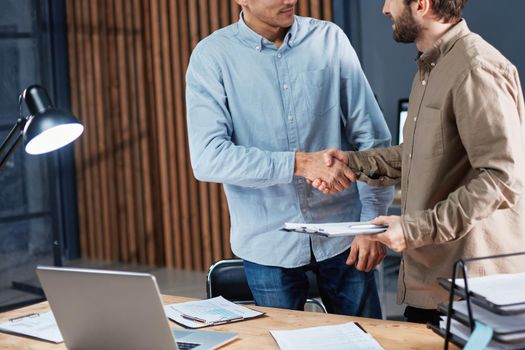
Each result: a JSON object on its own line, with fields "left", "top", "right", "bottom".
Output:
{"left": 346, "top": 145, "right": 403, "bottom": 187}
{"left": 293, "top": 152, "right": 310, "bottom": 178}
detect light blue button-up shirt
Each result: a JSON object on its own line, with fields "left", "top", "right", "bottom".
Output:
{"left": 186, "top": 15, "right": 394, "bottom": 268}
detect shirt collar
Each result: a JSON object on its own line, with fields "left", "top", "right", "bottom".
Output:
{"left": 237, "top": 11, "right": 298, "bottom": 52}
{"left": 417, "top": 19, "right": 471, "bottom": 70}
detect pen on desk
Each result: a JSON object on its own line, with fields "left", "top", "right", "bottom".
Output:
{"left": 180, "top": 313, "right": 208, "bottom": 324}
{"left": 355, "top": 322, "right": 368, "bottom": 333}
{"left": 9, "top": 312, "right": 40, "bottom": 322}
{"left": 211, "top": 316, "right": 244, "bottom": 325}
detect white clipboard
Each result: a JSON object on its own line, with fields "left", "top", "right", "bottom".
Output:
{"left": 282, "top": 222, "right": 388, "bottom": 237}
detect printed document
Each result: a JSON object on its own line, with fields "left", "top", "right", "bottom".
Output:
{"left": 165, "top": 296, "right": 264, "bottom": 328}
{"left": 283, "top": 221, "right": 388, "bottom": 237}
{"left": 270, "top": 322, "right": 384, "bottom": 350}
{"left": 0, "top": 311, "right": 63, "bottom": 343}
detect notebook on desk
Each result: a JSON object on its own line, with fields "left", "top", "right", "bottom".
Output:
{"left": 36, "top": 266, "right": 238, "bottom": 350}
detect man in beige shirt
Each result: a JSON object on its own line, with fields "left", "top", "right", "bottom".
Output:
{"left": 313, "top": 0, "right": 525, "bottom": 325}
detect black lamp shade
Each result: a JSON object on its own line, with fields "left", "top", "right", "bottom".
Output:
{"left": 21, "top": 85, "right": 84, "bottom": 155}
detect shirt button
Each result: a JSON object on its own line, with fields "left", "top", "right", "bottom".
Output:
{"left": 288, "top": 115, "right": 294, "bottom": 122}
{"left": 409, "top": 153, "right": 412, "bottom": 158}
{"left": 255, "top": 45, "right": 260, "bottom": 51}
{"left": 430, "top": 62, "right": 436, "bottom": 67}
{"left": 283, "top": 84, "right": 288, "bottom": 90}
{"left": 413, "top": 117, "right": 417, "bottom": 122}
{"left": 277, "top": 53, "right": 282, "bottom": 58}
{"left": 422, "top": 80, "right": 427, "bottom": 86}
{"left": 302, "top": 208, "right": 307, "bottom": 213}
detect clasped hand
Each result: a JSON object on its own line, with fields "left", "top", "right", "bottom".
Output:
{"left": 295, "top": 149, "right": 355, "bottom": 192}
{"left": 299, "top": 148, "right": 354, "bottom": 194}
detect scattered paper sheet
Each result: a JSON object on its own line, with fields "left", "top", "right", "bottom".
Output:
{"left": 0, "top": 311, "right": 63, "bottom": 343}
{"left": 270, "top": 322, "right": 384, "bottom": 350}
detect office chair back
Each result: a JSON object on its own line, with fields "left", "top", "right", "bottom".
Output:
{"left": 206, "top": 259, "right": 327, "bottom": 313}
{"left": 206, "top": 259, "right": 254, "bottom": 303}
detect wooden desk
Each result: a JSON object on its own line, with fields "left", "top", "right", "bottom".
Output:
{"left": 0, "top": 295, "right": 454, "bottom": 349}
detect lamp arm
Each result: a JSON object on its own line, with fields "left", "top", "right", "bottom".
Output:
{"left": 0, "top": 117, "right": 28, "bottom": 171}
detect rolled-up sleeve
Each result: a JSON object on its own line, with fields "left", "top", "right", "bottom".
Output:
{"left": 346, "top": 146, "right": 403, "bottom": 187}
{"left": 186, "top": 47, "right": 295, "bottom": 188}
{"left": 401, "top": 64, "right": 525, "bottom": 248}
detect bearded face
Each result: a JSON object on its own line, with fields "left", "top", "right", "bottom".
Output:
{"left": 392, "top": 4, "right": 422, "bottom": 43}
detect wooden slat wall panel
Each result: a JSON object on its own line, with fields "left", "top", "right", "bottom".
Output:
{"left": 66, "top": 0, "right": 333, "bottom": 270}
{"left": 167, "top": 0, "right": 184, "bottom": 268}
{"left": 89, "top": 0, "right": 110, "bottom": 260}
{"left": 105, "top": 0, "right": 124, "bottom": 262}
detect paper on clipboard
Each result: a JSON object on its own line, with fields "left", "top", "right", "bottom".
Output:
{"left": 0, "top": 311, "right": 63, "bottom": 343}
{"left": 165, "top": 296, "right": 264, "bottom": 328}
{"left": 282, "top": 222, "right": 388, "bottom": 237}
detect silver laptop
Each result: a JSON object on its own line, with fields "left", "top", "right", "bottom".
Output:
{"left": 36, "top": 266, "right": 238, "bottom": 350}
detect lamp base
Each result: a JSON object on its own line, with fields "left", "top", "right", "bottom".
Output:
{"left": 11, "top": 281, "right": 45, "bottom": 296}
{"left": 0, "top": 281, "right": 46, "bottom": 313}
{"left": 0, "top": 296, "right": 46, "bottom": 313}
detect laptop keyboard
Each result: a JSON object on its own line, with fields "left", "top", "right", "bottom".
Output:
{"left": 177, "top": 341, "right": 200, "bottom": 350}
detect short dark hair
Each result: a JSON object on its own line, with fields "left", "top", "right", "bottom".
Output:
{"left": 405, "top": 0, "right": 468, "bottom": 22}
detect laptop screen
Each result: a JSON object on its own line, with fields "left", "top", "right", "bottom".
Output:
{"left": 397, "top": 99, "right": 409, "bottom": 145}
{"left": 36, "top": 266, "right": 238, "bottom": 350}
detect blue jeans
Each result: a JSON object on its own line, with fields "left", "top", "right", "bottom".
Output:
{"left": 243, "top": 248, "right": 382, "bottom": 318}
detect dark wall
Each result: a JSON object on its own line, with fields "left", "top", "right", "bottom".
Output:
{"left": 338, "top": 0, "right": 525, "bottom": 142}
{"left": 0, "top": 0, "right": 77, "bottom": 312}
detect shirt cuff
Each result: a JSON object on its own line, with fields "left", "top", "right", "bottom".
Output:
{"left": 273, "top": 151, "right": 296, "bottom": 184}
{"left": 400, "top": 210, "right": 435, "bottom": 249}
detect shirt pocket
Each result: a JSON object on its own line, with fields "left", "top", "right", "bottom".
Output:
{"left": 416, "top": 106, "right": 444, "bottom": 159}
{"left": 301, "top": 67, "right": 337, "bottom": 117}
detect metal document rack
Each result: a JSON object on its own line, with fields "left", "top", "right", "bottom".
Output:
{"left": 429, "top": 251, "right": 525, "bottom": 349}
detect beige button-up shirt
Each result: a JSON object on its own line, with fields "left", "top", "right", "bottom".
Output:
{"left": 347, "top": 20, "right": 525, "bottom": 309}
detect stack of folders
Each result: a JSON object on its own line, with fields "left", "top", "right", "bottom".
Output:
{"left": 164, "top": 296, "right": 264, "bottom": 328}
{"left": 432, "top": 272, "right": 525, "bottom": 349}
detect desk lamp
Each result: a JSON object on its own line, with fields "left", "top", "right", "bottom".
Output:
{"left": 0, "top": 84, "right": 84, "bottom": 169}
{"left": 0, "top": 85, "right": 83, "bottom": 311}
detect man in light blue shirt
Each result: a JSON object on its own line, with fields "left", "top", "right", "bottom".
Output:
{"left": 186, "top": 0, "right": 393, "bottom": 318}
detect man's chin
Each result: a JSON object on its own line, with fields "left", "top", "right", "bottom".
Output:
{"left": 276, "top": 13, "right": 294, "bottom": 25}
{"left": 278, "top": 18, "right": 294, "bottom": 28}
{"left": 393, "top": 31, "right": 415, "bottom": 43}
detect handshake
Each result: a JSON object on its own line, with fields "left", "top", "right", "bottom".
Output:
{"left": 295, "top": 148, "right": 408, "bottom": 253}
{"left": 295, "top": 148, "right": 355, "bottom": 194}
